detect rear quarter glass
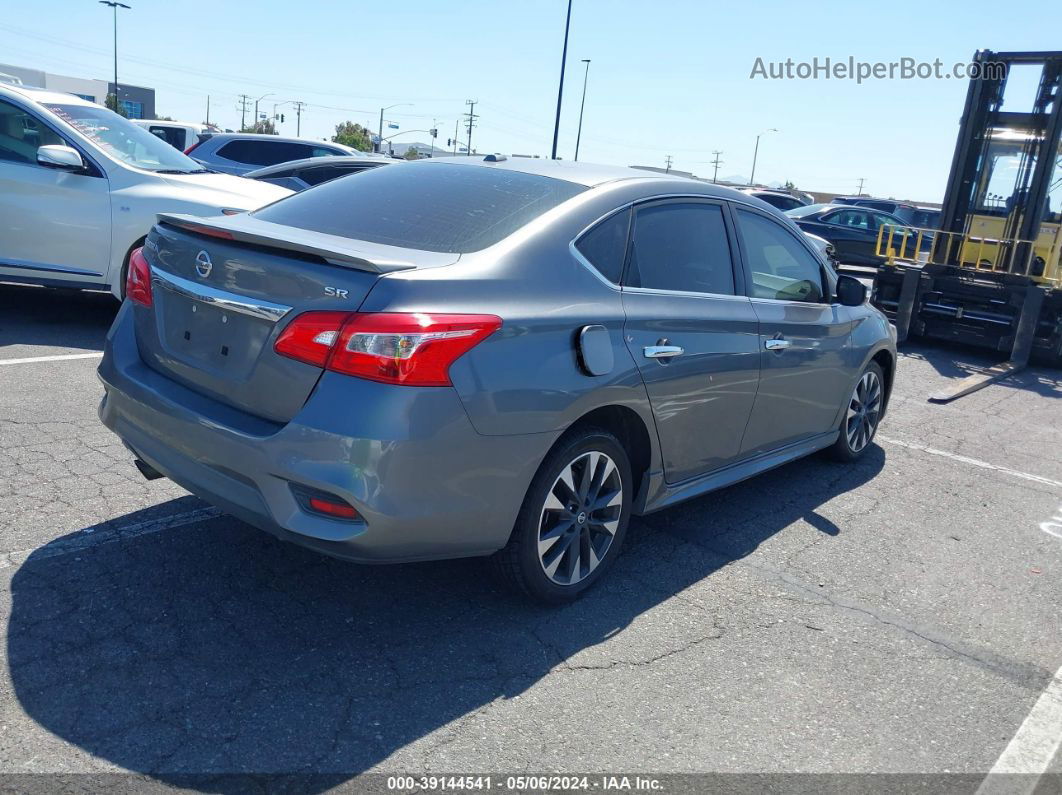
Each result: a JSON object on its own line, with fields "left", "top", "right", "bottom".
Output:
{"left": 252, "top": 162, "right": 586, "bottom": 254}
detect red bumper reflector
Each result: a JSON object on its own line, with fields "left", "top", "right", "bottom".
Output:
{"left": 308, "top": 496, "right": 360, "bottom": 520}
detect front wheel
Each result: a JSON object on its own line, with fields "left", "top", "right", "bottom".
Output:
{"left": 829, "top": 362, "right": 885, "bottom": 462}
{"left": 491, "top": 429, "right": 632, "bottom": 604}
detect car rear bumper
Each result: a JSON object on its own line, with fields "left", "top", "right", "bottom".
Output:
{"left": 98, "top": 302, "right": 556, "bottom": 563}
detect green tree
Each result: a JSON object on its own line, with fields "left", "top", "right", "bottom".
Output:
{"left": 332, "top": 121, "right": 373, "bottom": 152}
{"left": 105, "top": 94, "right": 128, "bottom": 118}
{"left": 403, "top": 147, "right": 420, "bottom": 160}
{"left": 243, "top": 118, "right": 276, "bottom": 135}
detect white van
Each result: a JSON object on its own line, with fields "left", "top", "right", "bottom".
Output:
{"left": 0, "top": 84, "right": 290, "bottom": 299}
{"left": 131, "top": 119, "right": 215, "bottom": 152}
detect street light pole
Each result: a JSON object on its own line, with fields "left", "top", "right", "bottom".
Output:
{"left": 253, "top": 93, "right": 274, "bottom": 131}
{"left": 574, "top": 59, "right": 591, "bottom": 161}
{"left": 749, "top": 128, "right": 778, "bottom": 186}
{"left": 378, "top": 103, "right": 412, "bottom": 154}
{"left": 98, "top": 1, "right": 130, "bottom": 114}
{"left": 550, "top": 0, "right": 573, "bottom": 160}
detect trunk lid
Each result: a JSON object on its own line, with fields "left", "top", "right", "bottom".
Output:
{"left": 136, "top": 215, "right": 457, "bottom": 423}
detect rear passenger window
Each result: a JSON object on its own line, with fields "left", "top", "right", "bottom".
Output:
{"left": 299, "top": 163, "right": 372, "bottom": 186}
{"left": 626, "top": 202, "right": 735, "bottom": 295}
{"left": 217, "top": 140, "right": 313, "bottom": 166}
{"left": 575, "top": 209, "right": 630, "bottom": 283}
{"left": 736, "top": 208, "right": 825, "bottom": 303}
{"left": 148, "top": 126, "right": 183, "bottom": 149}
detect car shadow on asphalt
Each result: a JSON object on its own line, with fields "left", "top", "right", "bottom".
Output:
{"left": 7, "top": 446, "right": 884, "bottom": 785}
{"left": 0, "top": 284, "right": 117, "bottom": 352}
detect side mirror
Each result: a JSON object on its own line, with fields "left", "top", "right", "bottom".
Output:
{"left": 835, "top": 274, "right": 867, "bottom": 306}
{"left": 37, "top": 144, "right": 84, "bottom": 171}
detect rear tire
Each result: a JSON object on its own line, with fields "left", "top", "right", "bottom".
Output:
{"left": 491, "top": 428, "right": 632, "bottom": 604}
{"left": 828, "top": 361, "right": 885, "bottom": 462}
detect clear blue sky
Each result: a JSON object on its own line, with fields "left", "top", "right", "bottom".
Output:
{"left": 2, "top": 0, "right": 1057, "bottom": 201}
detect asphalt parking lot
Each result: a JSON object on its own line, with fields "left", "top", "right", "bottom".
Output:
{"left": 1, "top": 282, "right": 1060, "bottom": 788}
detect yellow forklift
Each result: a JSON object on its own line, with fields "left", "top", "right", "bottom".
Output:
{"left": 871, "top": 50, "right": 1062, "bottom": 401}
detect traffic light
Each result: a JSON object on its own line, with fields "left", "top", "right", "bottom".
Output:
{"left": 447, "top": 138, "right": 452, "bottom": 146}
{"left": 430, "top": 128, "right": 438, "bottom": 138}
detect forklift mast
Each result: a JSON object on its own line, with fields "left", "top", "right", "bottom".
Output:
{"left": 938, "top": 50, "right": 1062, "bottom": 258}
{"left": 870, "top": 50, "right": 1062, "bottom": 401}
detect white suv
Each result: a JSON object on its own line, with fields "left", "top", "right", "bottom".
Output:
{"left": 0, "top": 84, "right": 291, "bottom": 299}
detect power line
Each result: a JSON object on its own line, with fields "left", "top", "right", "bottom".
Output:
{"left": 0, "top": 22, "right": 466, "bottom": 104}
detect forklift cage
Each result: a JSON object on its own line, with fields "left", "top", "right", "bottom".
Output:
{"left": 875, "top": 224, "right": 1062, "bottom": 287}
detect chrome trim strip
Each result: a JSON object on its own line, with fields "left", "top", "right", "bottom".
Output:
{"left": 0, "top": 258, "right": 103, "bottom": 277}
{"left": 150, "top": 268, "right": 292, "bottom": 322}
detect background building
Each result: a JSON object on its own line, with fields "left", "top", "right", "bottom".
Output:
{"left": 0, "top": 62, "right": 154, "bottom": 118}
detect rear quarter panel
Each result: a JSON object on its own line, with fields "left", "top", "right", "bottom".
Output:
{"left": 356, "top": 182, "right": 661, "bottom": 443}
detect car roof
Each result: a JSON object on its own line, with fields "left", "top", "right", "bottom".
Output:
{"left": 809, "top": 204, "right": 906, "bottom": 220}
{"left": 133, "top": 119, "right": 206, "bottom": 128}
{"left": 745, "top": 188, "right": 798, "bottom": 198}
{"left": 837, "top": 195, "right": 915, "bottom": 208}
{"left": 0, "top": 82, "right": 98, "bottom": 107}
{"left": 419, "top": 155, "right": 704, "bottom": 189}
{"left": 245, "top": 155, "right": 401, "bottom": 177}
{"left": 205, "top": 133, "right": 351, "bottom": 146}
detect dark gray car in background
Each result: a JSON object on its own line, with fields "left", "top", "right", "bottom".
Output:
{"left": 186, "top": 133, "right": 357, "bottom": 175}
{"left": 245, "top": 154, "right": 397, "bottom": 192}
{"left": 98, "top": 157, "right": 896, "bottom": 603}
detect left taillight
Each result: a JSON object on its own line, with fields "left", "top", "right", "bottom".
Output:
{"left": 274, "top": 311, "right": 502, "bottom": 387}
{"left": 126, "top": 247, "right": 152, "bottom": 307}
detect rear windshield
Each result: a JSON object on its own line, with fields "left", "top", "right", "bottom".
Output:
{"left": 785, "top": 203, "right": 830, "bottom": 218}
{"left": 252, "top": 162, "right": 587, "bottom": 253}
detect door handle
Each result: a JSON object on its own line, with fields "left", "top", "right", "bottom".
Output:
{"left": 643, "top": 345, "right": 684, "bottom": 359}
{"left": 764, "top": 338, "right": 792, "bottom": 351}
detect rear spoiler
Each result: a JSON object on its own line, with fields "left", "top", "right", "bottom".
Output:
{"left": 156, "top": 213, "right": 418, "bottom": 274}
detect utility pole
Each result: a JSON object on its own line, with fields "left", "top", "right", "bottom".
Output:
{"left": 550, "top": 0, "right": 573, "bottom": 160}
{"left": 430, "top": 119, "right": 437, "bottom": 157}
{"left": 710, "top": 150, "right": 723, "bottom": 183}
{"left": 205, "top": 95, "right": 210, "bottom": 127}
{"left": 664, "top": 154, "right": 673, "bottom": 173}
{"left": 856, "top": 177, "right": 867, "bottom": 195}
{"left": 464, "top": 100, "right": 478, "bottom": 156}
{"left": 237, "top": 94, "right": 251, "bottom": 131}
{"left": 98, "top": 1, "right": 130, "bottom": 114}
{"left": 293, "top": 101, "right": 305, "bottom": 136}
{"left": 453, "top": 120, "right": 459, "bottom": 154}
{"left": 574, "top": 59, "right": 591, "bottom": 161}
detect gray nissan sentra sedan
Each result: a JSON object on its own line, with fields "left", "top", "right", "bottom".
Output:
{"left": 98, "top": 156, "right": 896, "bottom": 603}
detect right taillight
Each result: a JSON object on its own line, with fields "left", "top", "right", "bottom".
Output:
{"left": 126, "top": 247, "right": 153, "bottom": 307}
{"left": 274, "top": 311, "right": 501, "bottom": 387}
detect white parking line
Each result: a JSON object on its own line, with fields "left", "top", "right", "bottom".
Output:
{"left": 0, "top": 352, "right": 103, "bottom": 366}
{"left": 976, "top": 664, "right": 1062, "bottom": 795}
{"left": 879, "top": 436, "right": 1062, "bottom": 490}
